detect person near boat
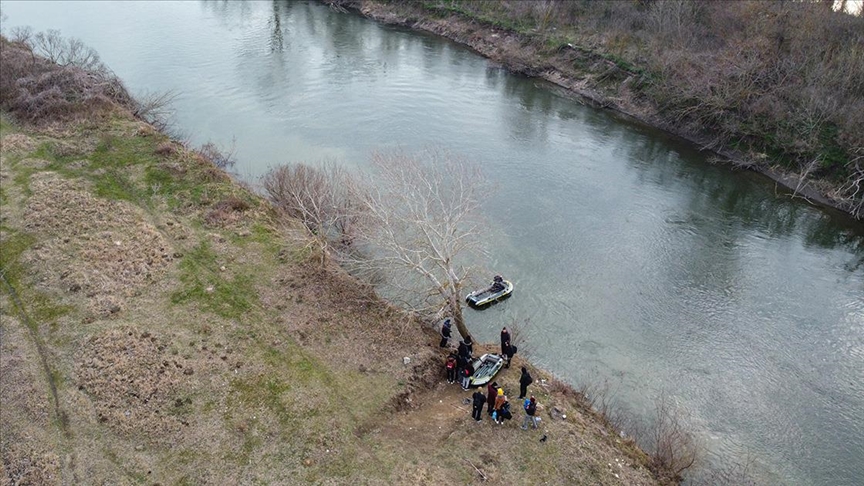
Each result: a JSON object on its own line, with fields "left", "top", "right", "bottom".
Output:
{"left": 461, "top": 365, "right": 472, "bottom": 390}
{"left": 491, "top": 275, "right": 506, "bottom": 293}
{"left": 500, "top": 327, "right": 510, "bottom": 356}
{"left": 458, "top": 339, "right": 472, "bottom": 361}
{"left": 503, "top": 340, "right": 516, "bottom": 368}
{"left": 471, "top": 389, "right": 486, "bottom": 421}
{"left": 487, "top": 382, "right": 498, "bottom": 416}
{"left": 445, "top": 353, "right": 457, "bottom": 384}
{"left": 493, "top": 388, "right": 508, "bottom": 424}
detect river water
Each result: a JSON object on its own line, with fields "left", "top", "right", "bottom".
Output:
{"left": 3, "top": 1, "right": 863, "bottom": 484}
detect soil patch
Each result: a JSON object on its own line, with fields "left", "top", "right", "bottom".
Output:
{"left": 22, "top": 172, "right": 173, "bottom": 316}
{"left": 74, "top": 326, "right": 187, "bottom": 440}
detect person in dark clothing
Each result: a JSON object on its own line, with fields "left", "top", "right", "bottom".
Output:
{"left": 463, "top": 334, "right": 473, "bottom": 356}
{"left": 503, "top": 340, "right": 516, "bottom": 368}
{"left": 471, "top": 389, "right": 486, "bottom": 421}
{"left": 457, "top": 340, "right": 471, "bottom": 360}
{"left": 439, "top": 319, "right": 452, "bottom": 348}
{"left": 522, "top": 396, "right": 539, "bottom": 430}
{"left": 461, "top": 365, "right": 472, "bottom": 390}
{"left": 519, "top": 366, "right": 533, "bottom": 399}
{"left": 491, "top": 275, "right": 505, "bottom": 293}
{"left": 500, "top": 400, "right": 513, "bottom": 422}
{"left": 486, "top": 382, "right": 498, "bottom": 415}
{"left": 445, "top": 354, "right": 457, "bottom": 384}
{"left": 500, "top": 327, "right": 510, "bottom": 356}
{"left": 455, "top": 353, "right": 468, "bottom": 384}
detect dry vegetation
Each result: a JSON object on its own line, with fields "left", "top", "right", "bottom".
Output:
{"left": 1, "top": 35, "right": 662, "bottom": 484}
{"left": 334, "top": 0, "right": 864, "bottom": 218}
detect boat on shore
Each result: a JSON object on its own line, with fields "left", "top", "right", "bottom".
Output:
{"left": 468, "top": 353, "right": 505, "bottom": 388}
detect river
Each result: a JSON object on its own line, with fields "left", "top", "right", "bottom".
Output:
{"left": 2, "top": 1, "right": 863, "bottom": 484}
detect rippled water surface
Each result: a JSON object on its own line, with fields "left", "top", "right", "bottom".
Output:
{"left": 4, "top": 1, "right": 863, "bottom": 483}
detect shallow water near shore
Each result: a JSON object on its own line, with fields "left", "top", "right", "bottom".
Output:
{"left": 3, "top": 1, "right": 863, "bottom": 483}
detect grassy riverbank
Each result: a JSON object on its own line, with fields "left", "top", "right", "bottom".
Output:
{"left": 327, "top": 0, "right": 864, "bottom": 220}
{"left": 0, "top": 38, "right": 660, "bottom": 484}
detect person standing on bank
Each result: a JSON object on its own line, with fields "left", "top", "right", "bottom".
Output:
{"left": 461, "top": 365, "right": 472, "bottom": 390}
{"left": 440, "top": 319, "right": 452, "bottom": 348}
{"left": 445, "top": 353, "right": 457, "bottom": 384}
{"left": 458, "top": 339, "right": 471, "bottom": 361}
{"left": 486, "top": 381, "right": 498, "bottom": 416}
{"left": 471, "top": 389, "right": 486, "bottom": 421}
{"left": 500, "top": 327, "right": 510, "bottom": 356}
{"left": 522, "top": 396, "right": 539, "bottom": 430}
{"left": 503, "top": 340, "right": 516, "bottom": 368}
{"left": 494, "top": 388, "right": 508, "bottom": 424}
{"left": 518, "top": 366, "right": 533, "bottom": 399}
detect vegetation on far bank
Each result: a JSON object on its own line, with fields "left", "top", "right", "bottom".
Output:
{"left": 332, "top": 0, "right": 864, "bottom": 219}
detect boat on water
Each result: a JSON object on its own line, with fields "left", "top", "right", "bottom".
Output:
{"left": 466, "top": 279, "right": 513, "bottom": 308}
{"left": 468, "top": 353, "right": 505, "bottom": 388}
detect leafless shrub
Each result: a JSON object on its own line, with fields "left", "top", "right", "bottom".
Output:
{"left": 132, "top": 90, "right": 177, "bottom": 132}
{"left": 506, "top": 316, "right": 534, "bottom": 357}
{"left": 203, "top": 196, "right": 251, "bottom": 227}
{"left": 195, "top": 139, "right": 236, "bottom": 170}
{"left": 154, "top": 142, "right": 177, "bottom": 157}
{"left": 262, "top": 161, "right": 359, "bottom": 266}
{"left": 9, "top": 26, "right": 34, "bottom": 45}
{"left": 0, "top": 32, "right": 134, "bottom": 125}
{"left": 645, "top": 391, "right": 698, "bottom": 482}
{"left": 32, "top": 30, "right": 104, "bottom": 71}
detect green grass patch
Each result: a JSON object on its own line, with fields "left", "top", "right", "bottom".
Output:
{"left": 89, "top": 134, "right": 159, "bottom": 169}
{"left": 0, "top": 227, "right": 36, "bottom": 289}
{"left": 91, "top": 167, "right": 142, "bottom": 202}
{"left": 171, "top": 241, "right": 258, "bottom": 319}
{"left": 0, "top": 113, "right": 17, "bottom": 136}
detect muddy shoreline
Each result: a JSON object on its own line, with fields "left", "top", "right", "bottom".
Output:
{"left": 330, "top": 0, "right": 854, "bottom": 220}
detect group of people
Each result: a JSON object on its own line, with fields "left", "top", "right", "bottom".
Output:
{"left": 469, "top": 381, "right": 540, "bottom": 430}
{"left": 443, "top": 320, "right": 477, "bottom": 391}
{"left": 440, "top": 275, "right": 540, "bottom": 430}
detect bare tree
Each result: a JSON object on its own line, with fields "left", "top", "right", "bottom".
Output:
{"left": 346, "top": 149, "right": 489, "bottom": 340}
{"left": 262, "top": 161, "right": 358, "bottom": 266}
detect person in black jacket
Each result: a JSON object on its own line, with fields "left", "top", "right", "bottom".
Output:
{"left": 471, "top": 389, "right": 486, "bottom": 421}
{"left": 518, "top": 366, "right": 533, "bottom": 399}
{"left": 503, "top": 340, "right": 516, "bottom": 368}
{"left": 500, "top": 327, "right": 510, "bottom": 356}
{"left": 439, "top": 319, "right": 452, "bottom": 348}
{"left": 457, "top": 340, "right": 469, "bottom": 359}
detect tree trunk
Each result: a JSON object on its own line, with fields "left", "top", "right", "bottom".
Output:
{"left": 448, "top": 293, "right": 470, "bottom": 340}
